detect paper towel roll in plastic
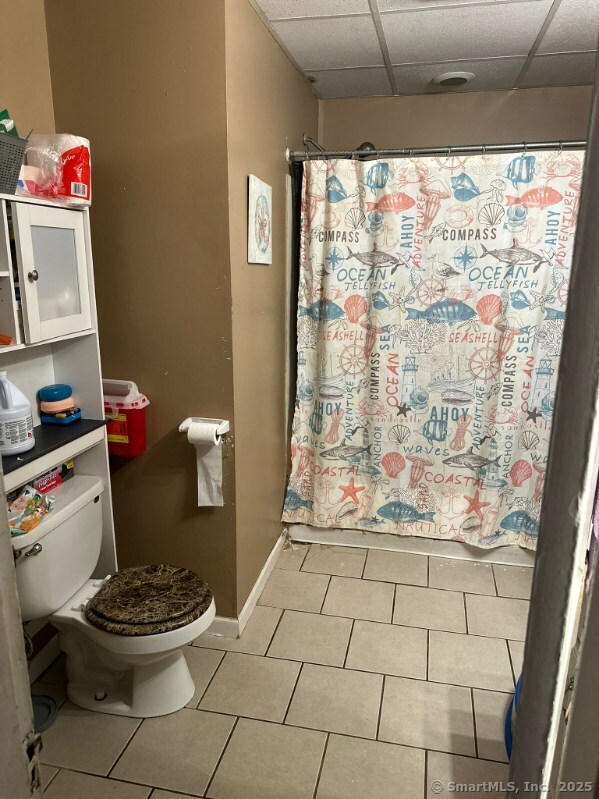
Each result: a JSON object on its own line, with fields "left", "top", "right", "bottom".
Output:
{"left": 187, "top": 421, "right": 225, "bottom": 507}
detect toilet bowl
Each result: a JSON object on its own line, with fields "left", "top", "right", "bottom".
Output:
{"left": 12, "top": 475, "right": 216, "bottom": 718}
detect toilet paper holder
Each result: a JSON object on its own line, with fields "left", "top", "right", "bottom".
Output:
{"left": 179, "top": 417, "right": 230, "bottom": 436}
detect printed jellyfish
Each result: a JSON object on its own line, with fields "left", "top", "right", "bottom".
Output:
{"left": 476, "top": 294, "right": 502, "bottom": 325}
{"left": 519, "top": 430, "right": 540, "bottom": 451}
{"left": 381, "top": 452, "right": 406, "bottom": 478}
{"left": 406, "top": 454, "right": 434, "bottom": 489}
{"left": 420, "top": 179, "right": 451, "bottom": 231}
{"left": 533, "top": 463, "right": 547, "bottom": 502}
{"left": 326, "top": 175, "right": 348, "bottom": 203}
{"left": 344, "top": 294, "right": 368, "bottom": 324}
{"left": 363, "top": 327, "right": 378, "bottom": 359}
{"left": 478, "top": 202, "right": 505, "bottom": 226}
{"left": 450, "top": 173, "right": 480, "bottom": 202}
{"left": 495, "top": 321, "right": 522, "bottom": 361}
{"left": 345, "top": 207, "right": 366, "bottom": 231}
{"left": 510, "top": 459, "right": 533, "bottom": 487}
{"left": 389, "top": 424, "right": 410, "bottom": 445}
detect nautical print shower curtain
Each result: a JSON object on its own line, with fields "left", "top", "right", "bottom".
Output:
{"left": 283, "top": 151, "right": 584, "bottom": 550}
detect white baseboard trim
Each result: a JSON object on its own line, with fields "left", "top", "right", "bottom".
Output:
{"left": 204, "top": 532, "right": 287, "bottom": 640}
{"left": 29, "top": 634, "right": 60, "bottom": 684}
{"left": 288, "top": 524, "right": 536, "bottom": 567}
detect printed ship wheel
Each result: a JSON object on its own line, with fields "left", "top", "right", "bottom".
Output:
{"left": 339, "top": 344, "right": 368, "bottom": 377}
{"left": 557, "top": 279, "right": 569, "bottom": 307}
{"left": 468, "top": 346, "right": 501, "bottom": 381}
{"left": 415, "top": 277, "right": 445, "bottom": 306}
{"left": 435, "top": 155, "right": 467, "bottom": 173}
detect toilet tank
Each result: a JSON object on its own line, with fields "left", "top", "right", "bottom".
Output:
{"left": 11, "top": 475, "right": 104, "bottom": 621}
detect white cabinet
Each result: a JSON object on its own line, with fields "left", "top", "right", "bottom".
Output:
{"left": 12, "top": 203, "right": 92, "bottom": 343}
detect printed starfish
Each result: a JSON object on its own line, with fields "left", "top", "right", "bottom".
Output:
{"left": 338, "top": 478, "right": 366, "bottom": 504}
{"left": 463, "top": 490, "right": 491, "bottom": 521}
{"left": 387, "top": 288, "right": 407, "bottom": 313}
{"left": 527, "top": 408, "right": 542, "bottom": 422}
{"left": 397, "top": 403, "right": 411, "bottom": 417}
{"left": 526, "top": 289, "right": 548, "bottom": 313}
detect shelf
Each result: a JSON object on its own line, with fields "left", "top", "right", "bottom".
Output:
{"left": 3, "top": 418, "right": 107, "bottom": 491}
{"left": 0, "top": 327, "right": 96, "bottom": 355}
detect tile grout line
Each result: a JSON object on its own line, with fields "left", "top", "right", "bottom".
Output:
{"left": 471, "top": 687, "right": 479, "bottom": 759}
{"left": 283, "top": 661, "right": 304, "bottom": 725}
{"left": 424, "top": 750, "right": 428, "bottom": 799}
{"left": 376, "top": 674, "right": 386, "bottom": 741}
{"left": 342, "top": 618, "right": 355, "bottom": 668}
{"left": 463, "top": 591, "right": 469, "bottom": 635}
{"left": 203, "top": 715, "right": 239, "bottom": 799}
{"left": 426, "top": 628, "right": 430, "bottom": 681}
{"left": 506, "top": 638, "right": 518, "bottom": 685}
{"left": 264, "top": 608, "right": 287, "bottom": 658}
{"left": 311, "top": 732, "right": 330, "bottom": 799}
{"left": 105, "top": 717, "right": 144, "bottom": 779}
{"left": 491, "top": 564, "right": 499, "bottom": 597}
{"left": 318, "top": 575, "right": 333, "bottom": 614}
{"left": 194, "top": 650, "right": 227, "bottom": 709}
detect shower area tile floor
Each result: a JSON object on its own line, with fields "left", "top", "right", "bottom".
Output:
{"left": 36, "top": 544, "right": 532, "bottom": 799}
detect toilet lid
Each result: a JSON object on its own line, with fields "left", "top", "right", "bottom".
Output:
{"left": 84, "top": 565, "right": 213, "bottom": 636}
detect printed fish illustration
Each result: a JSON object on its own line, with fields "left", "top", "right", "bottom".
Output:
{"left": 365, "top": 192, "right": 415, "bottom": 214}
{"left": 347, "top": 246, "right": 410, "bottom": 275}
{"left": 510, "top": 289, "right": 530, "bottom": 310}
{"left": 443, "top": 446, "right": 500, "bottom": 472}
{"left": 506, "top": 186, "right": 563, "bottom": 209}
{"left": 326, "top": 175, "right": 348, "bottom": 203}
{"left": 504, "top": 154, "right": 536, "bottom": 189}
{"left": 365, "top": 162, "right": 389, "bottom": 192}
{"left": 321, "top": 440, "right": 372, "bottom": 462}
{"left": 500, "top": 510, "right": 539, "bottom": 537}
{"left": 376, "top": 501, "right": 435, "bottom": 524}
{"left": 480, "top": 240, "right": 549, "bottom": 272}
{"left": 461, "top": 516, "right": 483, "bottom": 533}
{"left": 451, "top": 173, "right": 480, "bottom": 202}
{"left": 544, "top": 307, "right": 566, "bottom": 320}
{"left": 299, "top": 299, "right": 345, "bottom": 322}
{"left": 424, "top": 223, "right": 446, "bottom": 243}
{"left": 438, "top": 264, "right": 462, "bottom": 278}
{"left": 406, "top": 299, "right": 476, "bottom": 324}
{"left": 284, "top": 491, "right": 314, "bottom": 512}
{"left": 422, "top": 418, "right": 448, "bottom": 443}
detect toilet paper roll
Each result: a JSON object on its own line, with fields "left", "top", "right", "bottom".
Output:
{"left": 187, "top": 421, "right": 225, "bottom": 507}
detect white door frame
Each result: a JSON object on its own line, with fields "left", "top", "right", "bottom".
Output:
{"left": 509, "top": 57, "right": 599, "bottom": 795}
{"left": 0, "top": 466, "right": 42, "bottom": 798}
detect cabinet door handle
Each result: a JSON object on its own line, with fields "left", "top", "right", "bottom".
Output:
{"left": 28, "top": 270, "right": 39, "bottom": 282}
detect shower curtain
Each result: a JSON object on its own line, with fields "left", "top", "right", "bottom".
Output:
{"left": 283, "top": 151, "right": 584, "bottom": 550}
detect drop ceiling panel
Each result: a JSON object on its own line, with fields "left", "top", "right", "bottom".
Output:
{"left": 521, "top": 51, "right": 597, "bottom": 86}
{"left": 257, "top": 0, "right": 370, "bottom": 19}
{"left": 381, "top": 2, "right": 552, "bottom": 63}
{"left": 271, "top": 16, "right": 384, "bottom": 69}
{"left": 379, "top": 0, "right": 495, "bottom": 9}
{"left": 537, "top": 0, "right": 599, "bottom": 54}
{"left": 392, "top": 57, "right": 526, "bottom": 94}
{"left": 309, "top": 67, "right": 393, "bottom": 97}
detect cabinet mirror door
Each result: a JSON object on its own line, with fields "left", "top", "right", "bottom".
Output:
{"left": 12, "top": 203, "right": 92, "bottom": 343}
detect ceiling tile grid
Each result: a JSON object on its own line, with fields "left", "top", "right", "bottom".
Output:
{"left": 251, "top": 0, "right": 598, "bottom": 97}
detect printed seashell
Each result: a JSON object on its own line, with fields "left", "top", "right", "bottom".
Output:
{"left": 389, "top": 424, "right": 410, "bottom": 445}
{"left": 478, "top": 202, "right": 505, "bottom": 226}
{"left": 344, "top": 294, "right": 368, "bottom": 323}
{"left": 345, "top": 207, "right": 366, "bottom": 231}
{"left": 476, "top": 294, "right": 502, "bottom": 325}
{"left": 510, "top": 459, "right": 533, "bottom": 487}
{"left": 519, "top": 430, "right": 540, "bottom": 451}
{"left": 381, "top": 452, "right": 406, "bottom": 478}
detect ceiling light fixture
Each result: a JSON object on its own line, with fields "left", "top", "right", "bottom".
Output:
{"left": 433, "top": 71, "right": 475, "bottom": 87}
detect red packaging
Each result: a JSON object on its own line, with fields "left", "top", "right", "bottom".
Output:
{"left": 60, "top": 145, "right": 91, "bottom": 203}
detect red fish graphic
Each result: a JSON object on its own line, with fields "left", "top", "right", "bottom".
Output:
{"left": 506, "top": 186, "right": 563, "bottom": 209}
{"left": 365, "top": 192, "right": 416, "bottom": 213}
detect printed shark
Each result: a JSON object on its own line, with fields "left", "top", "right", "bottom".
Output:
{"left": 480, "top": 240, "right": 549, "bottom": 273}
{"left": 321, "top": 440, "right": 372, "bottom": 462}
{"left": 443, "top": 446, "right": 500, "bottom": 472}
{"left": 347, "top": 245, "right": 410, "bottom": 276}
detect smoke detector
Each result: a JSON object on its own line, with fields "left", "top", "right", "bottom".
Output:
{"left": 433, "top": 71, "right": 475, "bottom": 87}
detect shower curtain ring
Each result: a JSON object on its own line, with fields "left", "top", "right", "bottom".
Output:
{"left": 559, "top": 140, "right": 563, "bottom": 152}
{"left": 482, "top": 144, "right": 486, "bottom": 156}
{"left": 523, "top": 141, "right": 528, "bottom": 152}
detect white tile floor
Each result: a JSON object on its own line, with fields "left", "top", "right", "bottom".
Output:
{"left": 37, "top": 543, "right": 532, "bottom": 798}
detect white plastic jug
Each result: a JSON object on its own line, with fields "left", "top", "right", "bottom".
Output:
{"left": 0, "top": 371, "right": 35, "bottom": 456}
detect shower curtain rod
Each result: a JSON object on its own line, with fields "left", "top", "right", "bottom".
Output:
{"left": 286, "top": 139, "right": 587, "bottom": 162}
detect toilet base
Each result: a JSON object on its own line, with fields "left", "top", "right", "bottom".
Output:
{"left": 66, "top": 649, "right": 195, "bottom": 718}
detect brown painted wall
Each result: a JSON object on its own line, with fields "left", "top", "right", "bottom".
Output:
{"left": 224, "top": 0, "right": 318, "bottom": 611}
{"left": 0, "top": 0, "right": 55, "bottom": 133}
{"left": 45, "top": 0, "right": 238, "bottom": 615}
{"left": 321, "top": 86, "right": 593, "bottom": 150}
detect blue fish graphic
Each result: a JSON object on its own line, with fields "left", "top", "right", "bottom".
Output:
{"left": 500, "top": 510, "right": 539, "bottom": 537}
{"left": 365, "top": 163, "right": 389, "bottom": 193}
{"left": 284, "top": 491, "right": 314, "bottom": 512}
{"left": 422, "top": 418, "right": 447, "bottom": 444}
{"left": 406, "top": 299, "right": 476, "bottom": 324}
{"left": 510, "top": 290, "right": 530, "bottom": 310}
{"left": 451, "top": 173, "right": 480, "bottom": 202}
{"left": 299, "top": 299, "right": 345, "bottom": 322}
{"left": 377, "top": 501, "right": 435, "bottom": 524}
{"left": 544, "top": 308, "right": 566, "bottom": 321}
{"left": 326, "top": 175, "right": 348, "bottom": 203}
{"left": 504, "top": 154, "right": 536, "bottom": 189}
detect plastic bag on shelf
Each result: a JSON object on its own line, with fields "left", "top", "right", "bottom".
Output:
{"left": 17, "top": 133, "right": 91, "bottom": 206}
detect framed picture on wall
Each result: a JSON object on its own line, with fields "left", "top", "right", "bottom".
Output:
{"left": 248, "top": 175, "right": 272, "bottom": 264}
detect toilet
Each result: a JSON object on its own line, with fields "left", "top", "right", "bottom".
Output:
{"left": 11, "top": 475, "right": 215, "bottom": 718}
